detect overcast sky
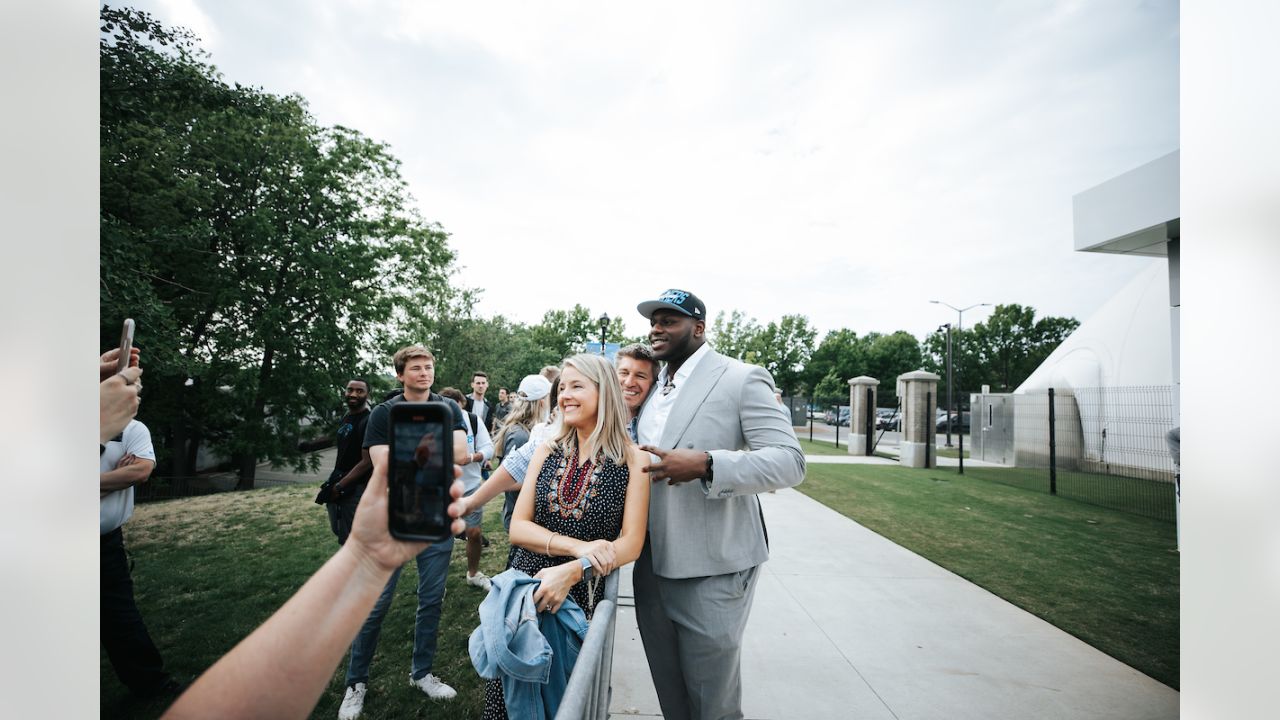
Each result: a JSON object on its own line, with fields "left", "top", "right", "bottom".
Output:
{"left": 124, "top": 0, "right": 1179, "bottom": 341}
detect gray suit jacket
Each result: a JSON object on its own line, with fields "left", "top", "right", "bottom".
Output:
{"left": 641, "top": 347, "right": 805, "bottom": 579}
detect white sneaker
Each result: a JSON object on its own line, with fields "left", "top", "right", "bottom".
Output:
{"left": 410, "top": 672, "right": 457, "bottom": 700}
{"left": 466, "top": 571, "right": 492, "bottom": 591}
{"left": 338, "top": 683, "right": 366, "bottom": 720}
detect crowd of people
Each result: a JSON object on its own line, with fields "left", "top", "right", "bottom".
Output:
{"left": 102, "top": 288, "right": 805, "bottom": 720}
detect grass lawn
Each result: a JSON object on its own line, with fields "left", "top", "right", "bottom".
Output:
{"left": 797, "top": 463, "right": 1179, "bottom": 689}
{"left": 962, "top": 465, "right": 1176, "bottom": 522}
{"left": 100, "top": 485, "right": 514, "bottom": 719}
{"left": 797, "top": 437, "right": 851, "bottom": 456}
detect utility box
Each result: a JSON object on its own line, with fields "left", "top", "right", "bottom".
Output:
{"left": 898, "top": 370, "right": 940, "bottom": 468}
{"left": 847, "top": 376, "right": 879, "bottom": 456}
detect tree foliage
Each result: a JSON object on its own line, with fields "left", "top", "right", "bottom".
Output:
{"left": 923, "top": 304, "right": 1079, "bottom": 394}
{"left": 100, "top": 6, "right": 461, "bottom": 486}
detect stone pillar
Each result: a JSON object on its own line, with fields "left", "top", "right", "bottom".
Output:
{"left": 898, "top": 370, "right": 940, "bottom": 468}
{"left": 846, "top": 376, "right": 879, "bottom": 456}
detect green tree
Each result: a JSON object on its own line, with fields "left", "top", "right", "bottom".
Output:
{"left": 747, "top": 314, "right": 818, "bottom": 395}
{"left": 923, "top": 304, "right": 1079, "bottom": 393}
{"left": 709, "top": 310, "right": 761, "bottom": 361}
{"left": 100, "top": 6, "right": 461, "bottom": 487}
{"left": 803, "top": 329, "right": 865, "bottom": 396}
{"left": 863, "top": 331, "right": 924, "bottom": 405}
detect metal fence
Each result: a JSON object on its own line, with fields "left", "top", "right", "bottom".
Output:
{"left": 555, "top": 570, "right": 621, "bottom": 720}
{"left": 965, "top": 386, "right": 1178, "bottom": 522}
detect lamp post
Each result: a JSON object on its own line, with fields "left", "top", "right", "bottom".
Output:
{"left": 597, "top": 313, "right": 610, "bottom": 356}
{"left": 938, "top": 323, "right": 952, "bottom": 446}
{"left": 929, "top": 300, "right": 991, "bottom": 446}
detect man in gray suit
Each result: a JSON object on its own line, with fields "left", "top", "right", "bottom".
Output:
{"left": 633, "top": 288, "right": 806, "bottom": 720}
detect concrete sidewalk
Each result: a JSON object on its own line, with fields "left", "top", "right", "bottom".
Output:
{"left": 608, "top": 487, "right": 1178, "bottom": 719}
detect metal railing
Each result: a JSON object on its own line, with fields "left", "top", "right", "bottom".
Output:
{"left": 554, "top": 570, "right": 621, "bottom": 720}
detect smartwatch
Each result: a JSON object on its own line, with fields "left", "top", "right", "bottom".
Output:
{"left": 579, "top": 556, "right": 593, "bottom": 582}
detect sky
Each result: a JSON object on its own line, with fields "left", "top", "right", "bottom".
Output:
{"left": 123, "top": 0, "right": 1179, "bottom": 342}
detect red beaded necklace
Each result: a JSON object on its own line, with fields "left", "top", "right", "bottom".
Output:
{"left": 552, "top": 441, "right": 596, "bottom": 520}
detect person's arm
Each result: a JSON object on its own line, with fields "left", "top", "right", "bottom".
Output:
{"left": 100, "top": 455, "right": 154, "bottom": 496}
{"left": 608, "top": 445, "right": 652, "bottom": 568}
{"left": 334, "top": 449, "right": 372, "bottom": 491}
{"left": 456, "top": 437, "right": 533, "bottom": 515}
{"left": 475, "top": 421, "right": 494, "bottom": 464}
{"left": 163, "top": 447, "right": 466, "bottom": 720}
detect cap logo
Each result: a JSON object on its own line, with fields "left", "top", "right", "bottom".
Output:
{"left": 660, "top": 289, "right": 689, "bottom": 304}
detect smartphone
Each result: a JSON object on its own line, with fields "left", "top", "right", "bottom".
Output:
{"left": 117, "top": 318, "right": 135, "bottom": 373}
{"left": 387, "top": 402, "right": 454, "bottom": 541}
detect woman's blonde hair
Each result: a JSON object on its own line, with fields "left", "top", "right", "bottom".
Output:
{"left": 492, "top": 395, "right": 544, "bottom": 459}
{"left": 553, "top": 353, "right": 631, "bottom": 464}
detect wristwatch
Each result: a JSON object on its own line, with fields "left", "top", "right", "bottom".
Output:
{"left": 579, "top": 556, "right": 593, "bottom": 582}
{"left": 704, "top": 451, "right": 714, "bottom": 482}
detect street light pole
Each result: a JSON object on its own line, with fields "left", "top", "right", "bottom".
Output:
{"left": 597, "top": 313, "right": 610, "bottom": 356}
{"left": 929, "top": 300, "right": 991, "bottom": 447}
{"left": 939, "top": 323, "right": 952, "bottom": 446}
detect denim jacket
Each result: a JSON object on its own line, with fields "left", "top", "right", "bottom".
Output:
{"left": 469, "top": 568, "right": 590, "bottom": 719}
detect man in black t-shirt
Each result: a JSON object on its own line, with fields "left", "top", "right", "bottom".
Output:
{"left": 324, "top": 379, "right": 373, "bottom": 545}
{"left": 338, "top": 347, "right": 469, "bottom": 720}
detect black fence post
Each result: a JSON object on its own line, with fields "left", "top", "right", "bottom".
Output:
{"left": 925, "top": 390, "right": 932, "bottom": 468}
{"left": 865, "top": 388, "right": 874, "bottom": 456}
{"left": 958, "top": 393, "right": 965, "bottom": 475}
{"left": 834, "top": 403, "right": 840, "bottom": 448}
{"left": 1048, "top": 387, "right": 1057, "bottom": 495}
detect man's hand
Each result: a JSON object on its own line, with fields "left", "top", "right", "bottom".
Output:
{"left": 101, "top": 367, "right": 143, "bottom": 443}
{"left": 639, "top": 445, "right": 709, "bottom": 486}
{"left": 100, "top": 347, "right": 140, "bottom": 382}
{"left": 345, "top": 454, "right": 466, "bottom": 576}
{"left": 115, "top": 453, "right": 139, "bottom": 469}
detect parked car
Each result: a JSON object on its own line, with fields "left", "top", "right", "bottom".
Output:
{"left": 876, "top": 408, "right": 900, "bottom": 431}
{"left": 837, "top": 407, "right": 851, "bottom": 426}
{"left": 936, "top": 411, "right": 971, "bottom": 433}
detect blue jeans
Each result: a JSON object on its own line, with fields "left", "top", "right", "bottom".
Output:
{"left": 345, "top": 538, "right": 454, "bottom": 685}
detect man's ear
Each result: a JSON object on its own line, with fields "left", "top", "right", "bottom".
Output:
{"left": 694, "top": 320, "right": 706, "bottom": 338}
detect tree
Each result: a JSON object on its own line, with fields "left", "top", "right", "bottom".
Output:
{"left": 100, "top": 7, "right": 462, "bottom": 487}
{"left": 747, "top": 315, "right": 818, "bottom": 396}
{"left": 923, "top": 304, "right": 1079, "bottom": 393}
{"left": 802, "top": 329, "right": 864, "bottom": 397}
{"left": 709, "top": 310, "right": 761, "bottom": 361}
{"left": 862, "top": 331, "right": 924, "bottom": 405}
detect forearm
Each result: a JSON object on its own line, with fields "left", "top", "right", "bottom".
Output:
{"left": 164, "top": 545, "right": 393, "bottom": 719}
{"left": 467, "top": 465, "right": 520, "bottom": 508}
{"left": 335, "top": 457, "right": 372, "bottom": 488}
{"left": 99, "top": 466, "right": 151, "bottom": 493}
{"left": 510, "top": 519, "right": 586, "bottom": 558}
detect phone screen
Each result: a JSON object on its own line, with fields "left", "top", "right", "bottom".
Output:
{"left": 387, "top": 402, "right": 453, "bottom": 541}
{"left": 117, "top": 319, "right": 135, "bottom": 373}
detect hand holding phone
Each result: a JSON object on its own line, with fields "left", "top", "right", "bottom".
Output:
{"left": 387, "top": 402, "right": 455, "bottom": 541}
{"left": 117, "top": 319, "right": 135, "bottom": 373}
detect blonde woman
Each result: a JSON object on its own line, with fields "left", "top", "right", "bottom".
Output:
{"left": 482, "top": 354, "right": 650, "bottom": 719}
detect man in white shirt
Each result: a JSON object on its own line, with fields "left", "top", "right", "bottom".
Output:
{"left": 101, "top": 418, "right": 180, "bottom": 697}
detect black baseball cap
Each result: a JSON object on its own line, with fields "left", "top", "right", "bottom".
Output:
{"left": 637, "top": 289, "right": 706, "bottom": 321}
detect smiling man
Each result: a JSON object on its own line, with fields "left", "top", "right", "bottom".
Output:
{"left": 615, "top": 343, "right": 658, "bottom": 440}
{"left": 319, "top": 379, "right": 373, "bottom": 545}
{"left": 633, "top": 288, "right": 805, "bottom": 720}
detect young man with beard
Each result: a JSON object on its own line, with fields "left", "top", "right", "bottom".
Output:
{"left": 338, "top": 347, "right": 469, "bottom": 720}
{"left": 633, "top": 289, "right": 805, "bottom": 720}
{"left": 319, "top": 379, "right": 374, "bottom": 545}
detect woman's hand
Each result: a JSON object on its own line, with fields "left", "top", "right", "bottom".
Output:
{"left": 532, "top": 561, "right": 581, "bottom": 614}
{"left": 574, "top": 539, "right": 617, "bottom": 576}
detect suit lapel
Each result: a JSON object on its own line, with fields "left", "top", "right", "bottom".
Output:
{"left": 659, "top": 349, "right": 728, "bottom": 448}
